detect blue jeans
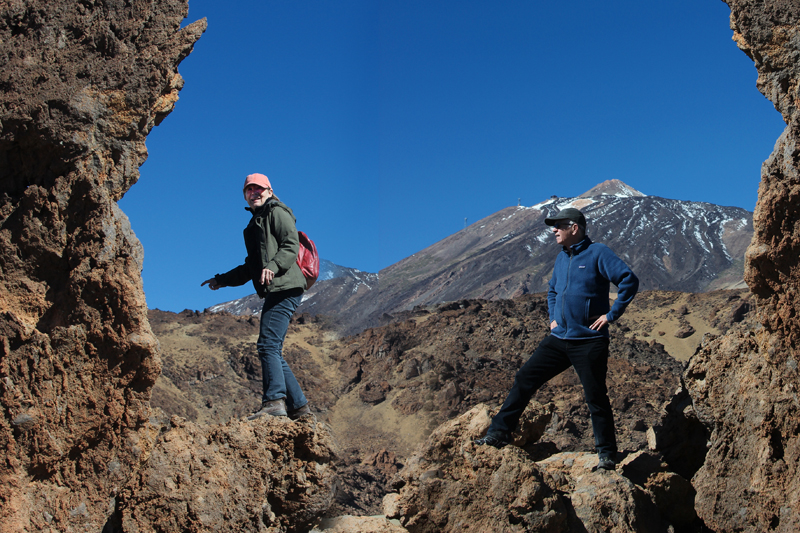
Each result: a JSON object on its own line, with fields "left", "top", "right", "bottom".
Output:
{"left": 489, "top": 335, "right": 617, "bottom": 456}
{"left": 257, "top": 288, "right": 307, "bottom": 411}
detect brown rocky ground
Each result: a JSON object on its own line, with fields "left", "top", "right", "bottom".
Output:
{"left": 613, "top": 289, "right": 753, "bottom": 361}
{"left": 384, "top": 405, "right": 702, "bottom": 532}
{"left": 115, "top": 413, "right": 337, "bottom": 533}
{"left": 149, "top": 288, "right": 753, "bottom": 519}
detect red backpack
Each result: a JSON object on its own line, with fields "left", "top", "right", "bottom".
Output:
{"left": 296, "top": 231, "right": 319, "bottom": 289}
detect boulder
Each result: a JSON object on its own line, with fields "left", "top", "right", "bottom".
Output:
{"left": 384, "top": 405, "right": 699, "bottom": 532}
{"left": 116, "top": 415, "right": 337, "bottom": 533}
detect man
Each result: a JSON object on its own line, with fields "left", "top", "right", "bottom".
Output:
{"left": 476, "top": 207, "right": 638, "bottom": 471}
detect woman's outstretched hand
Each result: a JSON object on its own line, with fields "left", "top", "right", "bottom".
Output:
{"left": 201, "top": 278, "right": 220, "bottom": 290}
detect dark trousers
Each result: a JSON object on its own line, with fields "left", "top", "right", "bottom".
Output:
{"left": 489, "top": 334, "right": 617, "bottom": 456}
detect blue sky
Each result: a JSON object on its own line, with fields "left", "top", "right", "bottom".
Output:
{"left": 119, "top": 0, "right": 786, "bottom": 312}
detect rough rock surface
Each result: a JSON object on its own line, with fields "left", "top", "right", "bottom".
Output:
{"left": 384, "top": 405, "right": 702, "bottom": 533}
{"left": 678, "top": 1, "right": 800, "bottom": 531}
{"left": 0, "top": 1, "right": 204, "bottom": 530}
{"left": 313, "top": 515, "right": 407, "bottom": 533}
{"left": 686, "top": 320, "right": 799, "bottom": 532}
{"left": 116, "top": 414, "right": 337, "bottom": 533}
{"left": 384, "top": 405, "right": 569, "bottom": 532}
{"left": 0, "top": 2, "right": 338, "bottom": 532}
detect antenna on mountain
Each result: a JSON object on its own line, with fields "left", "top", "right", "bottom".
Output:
{"left": 518, "top": 198, "right": 521, "bottom": 206}
{"left": 464, "top": 217, "right": 467, "bottom": 230}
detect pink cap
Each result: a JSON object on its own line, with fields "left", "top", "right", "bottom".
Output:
{"left": 243, "top": 173, "right": 271, "bottom": 192}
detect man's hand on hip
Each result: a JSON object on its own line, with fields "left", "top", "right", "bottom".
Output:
{"left": 589, "top": 315, "right": 609, "bottom": 330}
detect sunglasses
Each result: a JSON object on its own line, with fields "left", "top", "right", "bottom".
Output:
{"left": 554, "top": 221, "right": 575, "bottom": 230}
{"left": 245, "top": 185, "right": 269, "bottom": 195}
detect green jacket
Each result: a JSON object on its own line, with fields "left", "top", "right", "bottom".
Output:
{"left": 215, "top": 198, "right": 307, "bottom": 297}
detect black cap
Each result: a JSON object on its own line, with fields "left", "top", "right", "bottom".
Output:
{"left": 545, "top": 207, "right": 587, "bottom": 228}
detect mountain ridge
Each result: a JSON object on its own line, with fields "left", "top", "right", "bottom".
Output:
{"left": 210, "top": 180, "right": 753, "bottom": 335}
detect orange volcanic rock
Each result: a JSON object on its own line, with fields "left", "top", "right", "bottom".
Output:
{"left": 0, "top": 1, "right": 204, "bottom": 529}
{"left": 116, "top": 415, "right": 336, "bottom": 532}
{"left": 384, "top": 405, "right": 698, "bottom": 532}
{"left": 682, "top": 1, "right": 800, "bottom": 531}
{"left": 0, "top": 2, "right": 336, "bottom": 532}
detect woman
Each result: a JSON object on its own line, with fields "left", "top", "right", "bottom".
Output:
{"left": 202, "top": 173, "right": 311, "bottom": 420}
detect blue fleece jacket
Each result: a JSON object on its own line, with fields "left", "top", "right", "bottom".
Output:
{"left": 548, "top": 236, "right": 639, "bottom": 340}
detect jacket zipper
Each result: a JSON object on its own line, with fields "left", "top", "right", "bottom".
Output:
{"left": 561, "top": 250, "right": 573, "bottom": 333}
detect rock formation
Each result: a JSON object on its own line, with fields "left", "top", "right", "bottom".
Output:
{"left": 0, "top": 0, "right": 201, "bottom": 528}
{"left": 115, "top": 415, "right": 336, "bottom": 533}
{"left": 680, "top": 1, "right": 800, "bottom": 530}
{"left": 384, "top": 405, "right": 700, "bottom": 533}
{"left": 0, "top": 2, "right": 336, "bottom": 532}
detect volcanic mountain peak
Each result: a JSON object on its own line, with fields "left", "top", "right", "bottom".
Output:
{"left": 580, "top": 179, "right": 646, "bottom": 199}
{"left": 528, "top": 179, "right": 645, "bottom": 214}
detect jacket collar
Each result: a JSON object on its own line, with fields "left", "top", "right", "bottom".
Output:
{"left": 563, "top": 236, "right": 592, "bottom": 256}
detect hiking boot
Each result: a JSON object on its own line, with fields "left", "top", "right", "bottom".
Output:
{"left": 247, "top": 399, "right": 287, "bottom": 420}
{"left": 597, "top": 455, "right": 616, "bottom": 471}
{"left": 288, "top": 403, "right": 312, "bottom": 420}
{"left": 474, "top": 431, "right": 510, "bottom": 449}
